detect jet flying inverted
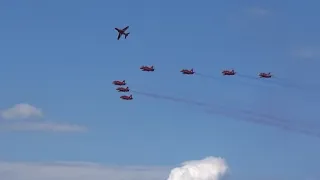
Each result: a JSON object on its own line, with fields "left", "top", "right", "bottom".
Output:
{"left": 113, "top": 80, "right": 126, "bottom": 86}
{"left": 259, "top": 72, "right": 272, "bottom": 78}
{"left": 120, "top": 94, "right": 133, "bottom": 100}
{"left": 115, "top": 26, "right": 130, "bottom": 40}
{"left": 222, "top": 69, "right": 236, "bottom": 76}
{"left": 180, "top": 68, "right": 194, "bottom": 75}
{"left": 116, "top": 87, "right": 130, "bottom": 92}
{"left": 140, "top": 65, "right": 155, "bottom": 72}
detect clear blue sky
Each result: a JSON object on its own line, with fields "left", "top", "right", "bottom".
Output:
{"left": 0, "top": 0, "right": 320, "bottom": 179}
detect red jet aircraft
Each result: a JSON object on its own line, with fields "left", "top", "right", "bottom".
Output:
{"left": 180, "top": 68, "right": 194, "bottom": 75}
{"left": 115, "top": 26, "right": 130, "bottom": 40}
{"left": 140, "top": 65, "right": 155, "bottom": 72}
{"left": 259, "top": 72, "right": 272, "bottom": 78}
{"left": 120, "top": 94, "right": 133, "bottom": 100}
{"left": 222, "top": 69, "right": 236, "bottom": 76}
{"left": 113, "top": 80, "right": 126, "bottom": 86}
{"left": 116, "top": 87, "right": 130, "bottom": 92}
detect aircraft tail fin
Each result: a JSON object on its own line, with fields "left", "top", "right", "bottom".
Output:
{"left": 125, "top": 33, "right": 130, "bottom": 39}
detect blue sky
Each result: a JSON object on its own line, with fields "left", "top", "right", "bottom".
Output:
{"left": 0, "top": 0, "right": 320, "bottom": 180}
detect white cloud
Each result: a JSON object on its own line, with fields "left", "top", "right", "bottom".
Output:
{"left": 168, "top": 157, "right": 228, "bottom": 180}
{"left": 247, "top": 7, "right": 270, "bottom": 16}
{"left": 0, "top": 157, "right": 228, "bottom": 180}
{"left": 1, "top": 103, "right": 43, "bottom": 120}
{"left": 0, "top": 103, "right": 87, "bottom": 133}
{"left": 0, "top": 121, "right": 87, "bottom": 132}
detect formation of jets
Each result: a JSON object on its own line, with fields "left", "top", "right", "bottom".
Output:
{"left": 113, "top": 25, "right": 274, "bottom": 100}
{"left": 113, "top": 80, "right": 132, "bottom": 100}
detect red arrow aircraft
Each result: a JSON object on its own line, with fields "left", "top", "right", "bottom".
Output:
{"left": 180, "top": 68, "right": 194, "bottom": 75}
{"left": 120, "top": 94, "right": 133, "bottom": 100}
{"left": 140, "top": 65, "right": 155, "bottom": 72}
{"left": 222, "top": 69, "right": 236, "bottom": 76}
{"left": 115, "top": 26, "right": 130, "bottom": 40}
{"left": 113, "top": 80, "right": 126, "bottom": 86}
{"left": 116, "top": 87, "right": 130, "bottom": 92}
{"left": 259, "top": 72, "right": 272, "bottom": 78}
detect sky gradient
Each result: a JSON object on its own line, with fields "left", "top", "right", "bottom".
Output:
{"left": 0, "top": 0, "right": 320, "bottom": 180}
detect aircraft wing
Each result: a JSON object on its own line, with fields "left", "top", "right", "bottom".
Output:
{"left": 122, "top": 26, "right": 129, "bottom": 31}
{"left": 117, "top": 33, "right": 121, "bottom": 40}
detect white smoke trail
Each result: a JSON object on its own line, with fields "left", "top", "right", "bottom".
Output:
{"left": 167, "top": 157, "right": 229, "bottom": 180}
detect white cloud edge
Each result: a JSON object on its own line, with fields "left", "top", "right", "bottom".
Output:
{"left": 0, "top": 103, "right": 87, "bottom": 133}
{"left": 0, "top": 157, "right": 230, "bottom": 180}
{"left": 0, "top": 121, "right": 87, "bottom": 132}
{"left": 0, "top": 161, "right": 171, "bottom": 180}
{"left": 0, "top": 103, "right": 43, "bottom": 120}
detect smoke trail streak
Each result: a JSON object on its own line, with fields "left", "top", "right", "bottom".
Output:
{"left": 195, "top": 71, "right": 293, "bottom": 90}
{"left": 237, "top": 74, "right": 305, "bottom": 90}
{"left": 208, "top": 103, "right": 320, "bottom": 137}
{"left": 131, "top": 90, "right": 320, "bottom": 138}
{"left": 132, "top": 89, "right": 319, "bottom": 129}
{"left": 236, "top": 74, "right": 320, "bottom": 101}
{"left": 195, "top": 71, "right": 320, "bottom": 101}
{"left": 205, "top": 107, "right": 320, "bottom": 138}
{"left": 196, "top": 72, "right": 271, "bottom": 89}
{"left": 236, "top": 108, "right": 320, "bottom": 130}
{"left": 195, "top": 73, "right": 217, "bottom": 80}
{"left": 196, "top": 71, "right": 310, "bottom": 91}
